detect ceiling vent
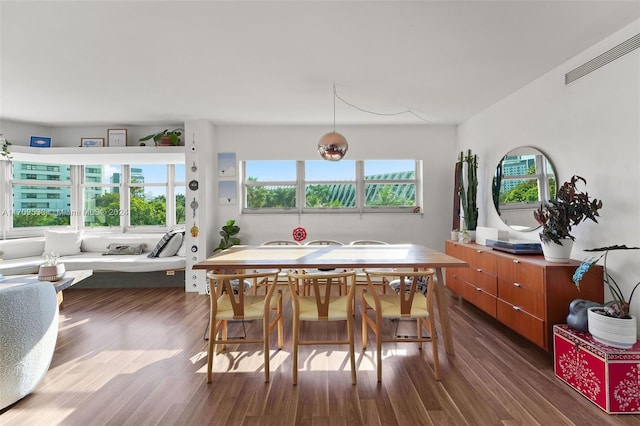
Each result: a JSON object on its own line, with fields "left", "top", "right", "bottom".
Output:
{"left": 565, "top": 33, "right": 640, "bottom": 85}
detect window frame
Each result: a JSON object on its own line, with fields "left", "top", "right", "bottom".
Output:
{"left": 241, "top": 160, "right": 421, "bottom": 214}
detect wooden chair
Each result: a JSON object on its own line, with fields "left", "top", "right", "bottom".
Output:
{"left": 347, "top": 239, "right": 393, "bottom": 293}
{"left": 361, "top": 269, "right": 440, "bottom": 382}
{"left": 286, "top": 269, "right": 357, "bottom": 385}
{"left": 301, "top": 239, "right": 346, "bottom": 295}
{"left": 252, "top": 240, "right": 301, "bottom": 294}
{"left": 303, "top": 239, "right": 344, "bottom": 246}
{"left": 206, "top": 269, "right": 283, "bottom": 383}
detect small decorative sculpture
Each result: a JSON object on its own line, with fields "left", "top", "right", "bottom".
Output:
{"left": 567, "top": 298, "right": 602, "bottom": 332}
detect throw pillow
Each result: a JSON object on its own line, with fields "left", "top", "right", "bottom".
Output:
{"left": 148, "top": 229, "right": 183, "bottom": 258}
{"left": 43, "top": 230, "right": 83, "bottom": 256}
{"left": 103, "top": 243, "right": 146, "bottom": 256}
{"left": 157, "top": 232, "right": 183, "bottom": 258}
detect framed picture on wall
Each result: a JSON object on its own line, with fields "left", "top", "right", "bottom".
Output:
{"left": 30, "top": 136, "right": 51, "bottom": 147}
{"left": 107, "top": 129, "right": 127, "bottom": 147}
{"left": 80, "top": 137, "right": 104, "bottom": 147}
{"left": 218, "top": 153, "right": 236, "bottom": 177}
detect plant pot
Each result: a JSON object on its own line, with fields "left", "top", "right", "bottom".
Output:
{"left": 540, "top": 238, "right": 573, "bottom": 263}
{"left": 157, "top": 136, "right": 175, "bottom": 146}
{"left": 450, "top": 231, "right": 459, "bottom": 241}
{"left": 468, "top": 230, "right": 476, "bottom": 242}
{"left": 38, "top": 263, "right": 65, "bottom": 281}
{"left": 588, "top": 307, "right": 638, "bottom": 349}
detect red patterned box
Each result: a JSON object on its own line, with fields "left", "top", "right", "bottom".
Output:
{"left": 554, "top": 324, "right": 640, "bottom": 414}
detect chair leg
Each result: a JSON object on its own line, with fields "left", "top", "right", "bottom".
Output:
{"left": 347, "top": 314, "right": 356, "bottom": 385}
{"left": 206, "top": 319, "right": 216, "bottom": 383}
{"left": 376, "top": 317, "right": 383, "bottom": 383}
{"left": 429, "top": 317, "right": 441, "bottom": 380}
{"left": 292, "top": 313, "right": 299, "bottom": 385}
{"left": 263, "top": 312, "right": 270, "bottom": 383}
{"left": 277, "top": 291, "right": 284, "bottom": 349}
{"left": 417, "top": 318, "right": 423, "bottom": 351}
{"left": 361, "top": 292, "right": 368, "bottom": 349}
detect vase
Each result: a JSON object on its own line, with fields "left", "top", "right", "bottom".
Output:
{"left": 540, "top": 238, "right": 573, "bottom": 263}
{"left": 587, "top": 307, "right": 638, "bottom": 349}
{"left": 38, "top": 263, "right": 65, "bottom": 281}
{"left": 566, "top": 299, "right": 602, "bottom": 332}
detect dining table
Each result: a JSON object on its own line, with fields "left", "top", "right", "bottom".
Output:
{"left": 193, "top": 243, "right": 468, "bottom": 355}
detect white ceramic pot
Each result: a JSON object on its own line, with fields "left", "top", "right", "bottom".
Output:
{"left": 38, "top": 263, "right": 65, "bottom": 282}
{"left": 540, "top": 238, "right": 573, "bottom": 263}
{"left": 588, "top": 307, "right": 638, "bottom": 349}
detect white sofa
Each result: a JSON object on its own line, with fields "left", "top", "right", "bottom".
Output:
{"left": 0, "top": 232, "right": 186, "bottom": 287}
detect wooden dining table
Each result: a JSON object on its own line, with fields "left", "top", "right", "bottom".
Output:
{"left": 193, "top": 243, "right": 468, "bottom": 355}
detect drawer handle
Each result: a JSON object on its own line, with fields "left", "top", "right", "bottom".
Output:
{"left": 513, "top": 306, "right": 521, "bottom": 311}
{"left": 476, "top": 287, "right": 482, "bottom": 291}
{"left": 476, "top": 250, "right": 482, "bottom": 253}
{"left": 513, "top": 282, "right": 521, "bottom": 287}
{"left": 512, "top": 259, "right": 520, "bottom": 264}
{"left": 476, "top": 268, "right": 482, "bottom": 272}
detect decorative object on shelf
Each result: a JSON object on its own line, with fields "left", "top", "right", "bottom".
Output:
{"left": 214, "top": 219, "right": 240, "bottom": 252}
{"left": 38, "top": 252, "right": 65, "bottom": 281}
{"left": 567, "top": 298, "right": 602, "bottom": 332}
{"left": 450, "top": 229, "right": 459, "bottom": 241}
{"left": 80, "top": 137, "right": 104, "bottom": 147}
{"left": 318, "top": 85, "right": 348, "bottom": 161}
{"left": 292, "top": 226, "right": 307, "bottom": 242}
{"left": 29, "top": 136, "right": 51, "bottom": 148}
{"left": 107, "top": 129, "right": 127, "bottom": 147}
{"left": 533, "top": 175, "right": 603, "bottom": 263}
{"left": 573, "top": 245, "right": 640, "bottom": 348}
{"left": 0, "top": 134, "right": 12, "bottom": 161}
{"left": 457, "top": 149, "right": 478, "bottom": 238}
{"left": 139, "top": 128, "right": 182, "bottom": 146}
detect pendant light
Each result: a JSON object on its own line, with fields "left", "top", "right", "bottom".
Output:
{"left": 317, "top": 85, "right": 348, "bottom": 161}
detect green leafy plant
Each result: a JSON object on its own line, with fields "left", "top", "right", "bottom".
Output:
{"left": 139, "top": 128, "right": 183, "bottom": 146}
{"left": 458, "top": 149, "right": 478, "bottom": 231}
{"left": 573, "top": 245, "right": 640, "bottom": 319}
{"left": 214, "top": 219, "right": 241, "bottom": 252}
{"left": 533, "top": 175, "right": 603, "bottom": 245}
{"left": 0, "top": 134, "right": 12, "bottom": 160}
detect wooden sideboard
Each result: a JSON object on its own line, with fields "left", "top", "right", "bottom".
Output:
{"left": 445, "top": 241, "right": 604, "bottom": 351}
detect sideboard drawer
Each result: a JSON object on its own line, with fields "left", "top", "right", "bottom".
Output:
{"left": 496, "top": 257, "right": 544, "bottom": 293}
{"left": 497, "top": 278, "right": 544, "bottom": 318}
{"left": 496, "top": 299, "right": 545, "bottom": 348}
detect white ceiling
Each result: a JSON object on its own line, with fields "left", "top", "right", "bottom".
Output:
{"left": 1, "top": 1, "right": 639, "bottom": 127}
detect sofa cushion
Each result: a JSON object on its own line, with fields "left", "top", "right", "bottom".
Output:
{"left": 0, "top": 237, "right": 45, "bottom": 260}
{"left": 148, "top": 230, "right": 184, "bottom": 258}
{"left": 43, "top": 230, "right": 83, "bottom": 256}
{"left": 157, "top": 233, "right": 183, "bottom": 258}
{"left": 103, "top": 243, "right": 146, "bottom": 256}
{"left": 81, "top": 234, "right": 164, "bottom": 253}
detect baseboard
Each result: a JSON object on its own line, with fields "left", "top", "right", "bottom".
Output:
{"left": 71, "top": 270, "right": 185, "bottom": 289}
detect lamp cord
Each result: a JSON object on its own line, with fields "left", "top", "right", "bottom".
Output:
{"left": 333, "top": 84, "right": 432, "bottom": 124}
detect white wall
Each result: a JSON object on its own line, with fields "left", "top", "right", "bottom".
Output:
{"left": 459, "top": 21, "right": 640, "bottom": 320}
{"left": 212, "top": 125, "right": 457, "bottom": 250}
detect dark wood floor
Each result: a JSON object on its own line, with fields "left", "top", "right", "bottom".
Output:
{"left": 2, "top": 286, "right": 639, "bottom": 425}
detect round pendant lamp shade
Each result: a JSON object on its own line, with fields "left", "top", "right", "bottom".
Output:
{"left": 317, "top": 131, "right": 348, "bottom": 161}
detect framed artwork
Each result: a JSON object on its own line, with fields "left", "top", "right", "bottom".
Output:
{"left": 107, "top": 129, "right": 127, "bottom": 147}
{"left": 219, "top": 181, "right": 237, "bottom": 205}
{"left": 81, "top": 137, "right": 104, "bottom": 147}
{"left": 218, "top": 153, "right": 236, "bottom": 177}
{"left": 30, "top": 136, "right": 51, "bottom": 148}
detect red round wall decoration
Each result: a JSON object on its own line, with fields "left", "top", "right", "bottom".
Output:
{"left": 292, "top": 227, "right": 307, "bottom": 242}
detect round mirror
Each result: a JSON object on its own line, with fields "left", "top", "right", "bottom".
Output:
{"left": 492, "top": 146, "right": 556, "bottom": 232}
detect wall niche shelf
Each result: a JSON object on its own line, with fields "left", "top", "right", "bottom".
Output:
{"left": 8, "top": 145, "right": 185, "bottom": 165}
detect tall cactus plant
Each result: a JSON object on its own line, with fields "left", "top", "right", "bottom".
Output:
{"left": 458, "top": 149, "right": 478, "bottom": 231}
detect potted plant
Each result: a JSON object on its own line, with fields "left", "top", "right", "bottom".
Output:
{"left": 533, "top": 175, "right": 603, "bottom": 262}
{"left": 573, "top": 245, "right": 640, "bottom": 348}
{"left": 139, "top": 128, "right": 183, "bottom": 146}
{"left": 0, "top": 134, "right": 12, "bottom": 161}
{"left": 214, "top": 219, "right": 241, "bottom": 252}
{"left": 457, "top": 149, "right": 478, "bottom": 239}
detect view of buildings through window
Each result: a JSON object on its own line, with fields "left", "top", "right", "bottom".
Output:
{"left": 9, "top": 161, "right": 186, "bottom": 229}
{"left": 498, "top": 154, "right": 556, "bottom": 205}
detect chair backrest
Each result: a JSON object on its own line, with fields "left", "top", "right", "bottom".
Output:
{"left": 363, "top": 269, "right": 435, "bottom": 316}
{"left": 349, "top": 240, "right": 389, "bottom": 245}
{"left": 261, "top": 240, "right": 301, "bottom": 246}
{"left": 304, "top": 239, "right": 343, "bottom": 246}
{"left": 287, "top": 270, "right": 356, "bottom": 319}
{"left": 207, "top": 269, "right": 280, "bottom": 319}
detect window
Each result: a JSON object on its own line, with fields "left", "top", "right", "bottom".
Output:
{"left": 244, "top": 161, "right": 297, "bottom": 209}
{"left": 242, "top": 160, "right": 420, "bottom": 213}
{"left": 82, "top": 164, "right": 122, "bottom": 227}
{"left": 11, "top": 161, "right": 72, "bottom": 227}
